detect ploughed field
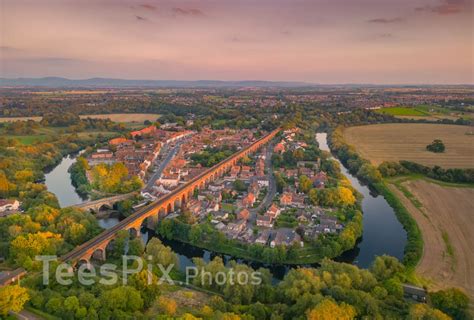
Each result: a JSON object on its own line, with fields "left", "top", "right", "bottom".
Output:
{"left": 389, "top": 179, "right": 474, "bottom": 299}
{"left": 343, "top": 123, "right": 474, "bottom": 168}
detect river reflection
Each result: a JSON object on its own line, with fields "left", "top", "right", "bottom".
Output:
{"left": 44, "top": 153, "right": 88, "bottom": 207}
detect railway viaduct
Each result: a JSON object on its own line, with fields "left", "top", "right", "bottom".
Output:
{"left": 60, "top": 128, "right": 280, "bottom": 266}
{"left": 73, "top": 193, "right": 136, "bottom": 212}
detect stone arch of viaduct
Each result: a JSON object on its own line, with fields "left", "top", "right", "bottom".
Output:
{"left": 62, "top": 128, "right": 280, "bottom": 266}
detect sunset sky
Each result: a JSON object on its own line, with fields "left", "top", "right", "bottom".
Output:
{"left": 1, "top": 0, "right": 473, "bottom": 84}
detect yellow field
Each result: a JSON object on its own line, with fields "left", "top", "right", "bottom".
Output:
{"left": 389, "top": 179, "right": 474, "bottom": 299}
{"left": 343, "top": 123, "right": 474, "bottom": 168}
{"left": 0, "top": 116, "right": 42, "bottom": 122}
{"left": 0, "top": 113, "right": 160, "bottom": 123}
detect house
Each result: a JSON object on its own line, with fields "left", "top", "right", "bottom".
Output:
{"left": 0, "top": 199, "right": 20, "bottom": 213}
{"left": 213, "top": 210, "right": 229, "bottom": 220}
{"left": 313, "top": 171, "right": 328, "bottom": 189}
{"left": 296, "top": 211, "right": 310, "bottom": 224}
{"left": 291, "top": 194, "right": 305, "bottom": 208}
{"left": 273, "top": 143, "right": 285, "bottom": 154}
{"left": 157, "top": 172, "right": 180, "bottom": 188}
{"left": 109, "top": 137, "right": 134, "bottom": 146}
{"left": 256, "top": 215, "right": 273, "bottom": 228}
{"left": 255, "top": 230, "right": 272, "bottom": 245}
{"left": 227, "top": 219, "right": 247, "bottom": 233}
{"left": 88, "top": 150, "right": 115, "bottom": 165}
{"left": 266, "top": 203, "right": 281, "bottom": 219}
{"left": 257, "top": 177, "right": 269, "bottom": 187}
{"left": 280, "top": 192, "right": 292, "bottom": 206}
{"left": 270, "top": 229, "right": 302, "bottom": 248}
{"left": 229, "top": 166, "right": 240, "bottom": 178}
{"left": 284, "top": 169, "right": 298, "bottom": 178}
{"left": 242, "top": 193, "right": 256, "bottom": 208}
{"left": 248, "top": 181, "right": 260, "bottom": 196}
{"left": 130, "top": 125, "right": 157, "bottom": 138}
{"left": 237, "top": 208, "right": 250, "bottom": 221}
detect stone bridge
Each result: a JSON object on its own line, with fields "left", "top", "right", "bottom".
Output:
{"left": 60, "top": 128, "right": 280, "bottom": 267}
{"left": 73, "top": 193, "right": 136, "bottom": 212}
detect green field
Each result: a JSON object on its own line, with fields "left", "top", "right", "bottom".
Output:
{"left": 376, "top": 107, "right": 429, "bottom": 116}
{"left": 4, "top": 135, "right": 50, "bottom": 145}
{"left": 375, "top": 105, "right": 463, "bottom": 119}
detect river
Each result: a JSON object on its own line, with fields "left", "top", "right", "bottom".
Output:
{"left": 45, "top": 133, "right": 406, "bottom": 279}
{"left": 44, "top": 153, "right": 88, "bottom": 207}
{"left": 316, "top": 133, "right": 406, "bottom": 268}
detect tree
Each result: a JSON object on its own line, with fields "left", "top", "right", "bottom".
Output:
{"left": 0, "top": 285, "right": 29, "bottom": 316}
{"left": 426, "top": 139, "right": 445, "bottom": 153}
{"left": 233, "top": 179, "right": 247, "bottom": 192}
{"left": 370, "top": 255, "right": 404, "bottom": 281}
{"left": 100, "top": 286, "right": 143, "bottom": 312}
{"left": 275, "top": 173, "right": 287, "bottom": 193}
{"left": 408, "top": 304, "right": 450, "bottom": 320}
{"left": 0, "top": 171, "right": 13, "bottom": 197}
{"left": 337, "top": 186, "right": 356, "bottom": 206}
{"left": 157, "top": 296, "right": 177, "bottom": 316}
{"left": 429, "top": 288, "right": 470, "bottom": 319}
{"left": 145, "top": 238, "right": 179, "bottom": 268}
{"left": 298, "top": 175, "right": 312, "bottom": 193}
{"left": 128, "top": 237, "right": 145, "bottom": 256}
{"left": 306, "top": 299, "right": 356, "bottom": 320}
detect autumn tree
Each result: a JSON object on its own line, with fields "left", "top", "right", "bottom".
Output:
{"left": 0, "top": 285, "right": 29, "bottom": 316}
{"left": 408, "top": 304, "right": 450, "bottom": 320}
{"left": 298, "top": 175, "right": 312, "bottom": 193}
{"left": 306, "top": 299, "right": 356, "bottom": 320}
{"left": 157, "top": 296, "right": 177, "bottom": 316}
{"left": 429, "top": 288, "right": 470, "bottom": 319}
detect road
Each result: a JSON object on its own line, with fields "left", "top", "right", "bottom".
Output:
{"left": 249, "top": 143, "right": 276, "bottom": 223}
{"left": 144, "top": 141, "right": 183, "bottom": 191}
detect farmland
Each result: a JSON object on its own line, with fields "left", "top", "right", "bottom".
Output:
{"left": 0, "top": 113, "right": 160, "bottom": 123}
{"left": 376, "top": 107, "right": 428, "bottom": 116}
{"left": 376, "top": 105, "right": 474, "bottom": 121}
{"left": 389, "top": 178, "right": 474, "bottom": 299}
{"left": 343, "top": 123, "right": 474, "bottom": 168}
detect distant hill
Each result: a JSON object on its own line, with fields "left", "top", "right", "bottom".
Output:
{"left": 0, "top": 77, "right": 313, "bottom": 88}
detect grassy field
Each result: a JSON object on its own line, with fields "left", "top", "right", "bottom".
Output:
{"left": 5, "top": 135, "right": 50, "bottom": 145}
{"left": 376, "top": 107, "right": 428, "bottom": 116}
{"left": 343, "top": 123, "right": 474, "bottom": 168}
{"left": 0, "top": 113, "right": 160, "bottom": 123}
{"left": 388, "top": 178, "right": 474, "bottom": 299}
{"left": 376, "top": 105, "right": 474, "bottom": 121}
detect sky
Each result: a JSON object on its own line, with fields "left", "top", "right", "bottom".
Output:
{"left": 1, "top": 0, "right": 473, "bottom": 84}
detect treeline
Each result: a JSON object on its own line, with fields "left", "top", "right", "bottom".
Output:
{"left": 401, "top": 161, "right": 474, "bottom": 183}
{"left": 15, "top": 252, "right": 469, "bottom": 319}
{"left": 328, "top": 126, "right": 423, "bottom": 268}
